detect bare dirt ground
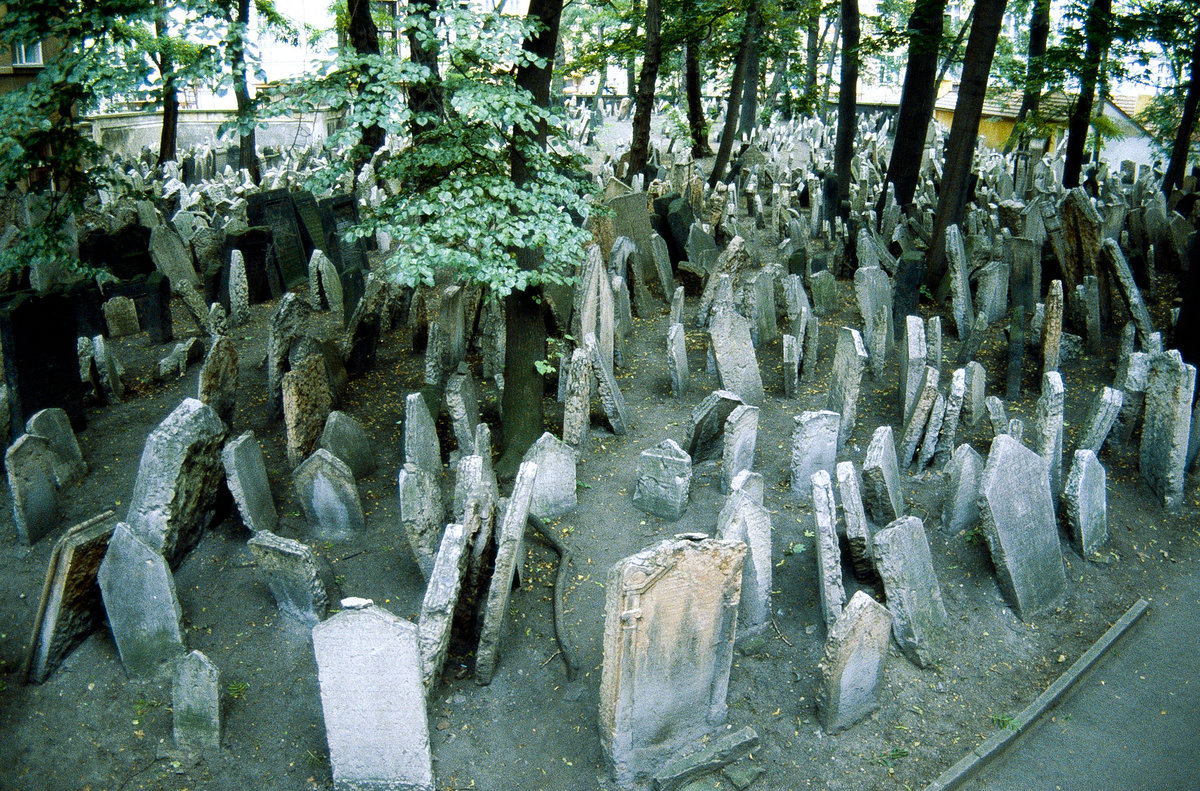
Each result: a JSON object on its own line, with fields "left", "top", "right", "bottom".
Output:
{"left": 0, "top": 121, "right": 1197, "bottom": 791}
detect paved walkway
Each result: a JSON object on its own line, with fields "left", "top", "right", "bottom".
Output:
{"left": 963, "top": 563, "right": 1200, "bottom": 791}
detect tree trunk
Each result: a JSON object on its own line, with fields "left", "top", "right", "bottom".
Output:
{"left": 627, "top": 0, "right": 640, "bottom": 97}
{"left": 708, "top": 0, "right": 762, "bottom": 187}
{"left": 739, "top": 39, "right": 760, "bottom": 137}
{"left": 591, "top": 34, "right": 607, "bottom": 128}
{"left": 499, "top": 0, "right": 563, "bottom": 475}
{"left": 1002, "top": 0, "right": 1050, "bottom": 153}
{"left": 765, "top": 48, "right": 789, "bottom": 118}
{"left": 820, "top": 17, "right": 841, "bottom": 122}
{"left": 802, "top": 9, "right": 821, "bottom": 113}
{"left": 628, "top": 0, "right": 662, "bottom": 182}
{"left": 404, "top": 0, "right": 442, "bottom": 140}
{"left": 155, "top": 0, "right": 178, "bottom": 166}
{"left": 1063, "top": 0, "right": 1111, "bottom": 189}
{"left": 927, "top": 0, "right": 1008, "bottom": 281}
{"left": 879, "top": 0, "right": 946, "bottom": 215}
{"left": 833, "top": 0, "right": 859, "bottom": 217}
{"left": 1164, "top": 23, "right": 1200, "bottom": 198}
{"left": 934, "top": 10, "right": 971, "bottom": 90}
{"left": 685, "top": 37, "right": 713, "bottom": 157}
{"left": 346, "top": 0, "right": 386, "bottom": 174}
{"left": 232, "top": 0, "right": 260, "bottom": 184}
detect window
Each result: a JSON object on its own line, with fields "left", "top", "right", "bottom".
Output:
{"left": 13, "top": 40, "right": 43, "bottom": 67}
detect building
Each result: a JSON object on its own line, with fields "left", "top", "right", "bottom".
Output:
{"left": 0, "top": 34, "right": 60, "bottom": 95}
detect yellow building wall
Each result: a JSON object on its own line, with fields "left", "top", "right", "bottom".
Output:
{"left": 934, "top": 108, "right": 1061, "bottom": 152}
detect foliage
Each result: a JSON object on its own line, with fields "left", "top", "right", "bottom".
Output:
{"left": 264, "top": 5, "right": 594, "bottom": 297}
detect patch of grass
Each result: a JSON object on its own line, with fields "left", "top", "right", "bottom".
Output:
{"left": 990, "top": 713, "right": 1018, "bottom": 731}
{"left": 869, "top": 747, "right": 909, "bottom": 767}
{"left": 305, "top": 749, "right": 326, "bottom": 770}
{"left": 227, "top": 680, "right": 250, "bottom": 699}
{"left": 133, "top": 696, "right": 161, "bottom": 717}
{"left": 965, "top": 526, "right": 985, "bottom": 545}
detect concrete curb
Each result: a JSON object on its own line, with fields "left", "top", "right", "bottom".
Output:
{"left": 921, "top": 597, "right": 1151, "bottom": 791}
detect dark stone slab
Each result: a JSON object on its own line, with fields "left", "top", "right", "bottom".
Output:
{"left": 0, "top": 291, "right": 86, "bottom": 439}
{"left": 247, "top": 189, "right": 307, "bottom": 288}
{"left": 892, "top": 252, "right": 925, "bottom": 341}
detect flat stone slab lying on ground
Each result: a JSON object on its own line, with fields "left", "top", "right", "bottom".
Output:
{"left": 652, "top": 726, "right": 761, "bottom": 791}
{"left": 222, "top": 432, "right": 277, "bottom": 535}
{"left": 23, "top": 510, "right": 116, "bottom": 684}
{"left": 97, "top": 522, "right": 185, "bottom": 678}
{"left": 599, "top": 536, "right": 746, "bottom": 788}
{"left": 313, "top": 598, "right": 434, "bottom": 791}
{"left": 247, "top": 530, "right": 334, "bottom": 626}
{"left": 872, "top": 516, "right": 947, "bottom": 668}
{"left": 816, "top": 590, "right": 892, "bottom": 733}
{"left": 977, "top": 434, "right": 1066, "bottom": 620}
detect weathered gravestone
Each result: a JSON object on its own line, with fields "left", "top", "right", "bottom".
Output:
{"left": 26, "top": 407, "right": 85, "bottom": 487}
{"left": 562, "top": 347, "right": 592, "bottom": 450}
{"left": 525, "top": 432, "right": 576, "bottom": 521}
{"left": 716, "top": 491, "right": 772, "bottom": 635}
{"left": 942, "top": 443, "right": 983, "bottom": 535}
{"left": 977, "top": 434, "right": 1066, "bottom": 620}
{"left": 247, "top": 189, "right": 308, "bottom": 288}
{"left": 247, "top": 529, "right": 334, "bottom": 625}
{"left": 1064, "top": 449, "right": 1107, "bottom": 558}
{"left": 816, "top": 590, "right": 892, "bottom": 733}
{"left": 854, "top": 266, "right": 893, "bottom": 377}
{"left": 221, "top": 432, "right": 276, "bottom": 535}
{"left": 397, "top": 463, "right": 444, "bottom": 580}
{"left": 1077, "top": 386, "right": 1123, "bottom": 454}
{"left": 417, "top": 523, "right": 469, "bottom": 688}
{"left": 6, "top": 434, "right": 60, "bottom": 545}
{"left": 812, "top": 470, "right": 846, "bottom": 627}
{"left": 873, "top": 516, "right": 947, "bottom": 667}
{"left": 862, "top": 425, "right": 902, "bottom": 525}
{"left": 283, "top": 354, "right": 333, "bottom": 468}
{"left": 313, "top": 599, "right": 434, "bottom": 791}
{"left": 790, "top": 410, "right": 839, "bottom": 501}
{"left": 686, "top": 390, "right": 744, "bottom": 464}
{"left": 586, "top": 332, "right": 632, "bottom": 434}
{"left": 828, "top": 327, "right": 868, "bottom": 447}
{"left": 97, "top": 522, "right": 185, "bottom": 678}
{"left": 898, "top": 316, "right": 927, "bottom": 424}
{"left": 319, "top": 411, "right": 376, "bottom": 479}
{"left": 294, "top": 449, "right": 365, "bottom": 540}
{"left": 721, "top": 405, "right": 759, "bottom": 493}
{"left": 444, "top": 367, "right": 480, "bottom": 457}
{"left": 836, "top": 461, "right": 875, "bottom": 580}
{"left": 148, "top": 223, "right": 201, "bottom": 290}
{"left": 475, "top": 461, "right": 537, "bottom": 685}
{"left": 125, "top": 398, "right": 227, "bottom": 568}
{"left": 1139, "top": 350, "right": 1195, "bottom": 511}
{"left": 667, "top": 322, "right": 689, "bottom": 397}
{"left": 103, "top": 296, "right": 140, "bottom": 337}
{"left": 173, "top": 650, "right": 221, "bottom": 752}
{"left": 632, "top": 439, "right": 693, "bottom": 520}
{"left": 23, "top": 511, "right": 116, "bottom": 683}
{"left": 599, "top": 536, "right": 746, "bottom": 788}
{"left": 197, "top": 336, "right": 238, "bottom": 426}
{"left": 707, "top": 306, "right": 765, "bottom": 406}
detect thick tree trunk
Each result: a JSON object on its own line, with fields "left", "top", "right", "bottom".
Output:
{"left": 739, "top": 40, "right": 760, "bottom": 137}
{"left": 232, "top": 0, "right": 260, "bottom": 184}
{"left": 499, "top": 0, "right": 563, "bottom": 475}
{"left": 927, "top": 0, "right": 1008, "bottom": 281}
{"left": 1002, "top": 0, "right": 1050, "bottom": 153}
{"left": 685, "top": 37, "right": 713, "bottom": 157}
{"left": 628, "top": 0, "right": 662, "bottom": 182}
{"left": 880, "top": 0, "right": 946, "bottom": 215}
{"left": 1164, "top": 24, "right": 1200, "bottom": 198}
{"left": 1063, "top": 0, "right": 1111, "bottom": 189}
{"left": 155, "top": 0, "right": 177, "bottom": 166}
{"left": 347, "top": 0, "right": 386, "bottom": 173}
{"left": 404, "top": 0, "right": 442, "bottom": 140}
{"left": 833, "top": 0, "right": 859, "bottom": 217}
{"left": 820, "top": 17, "right": 841, "bottom": 122}
{"left": 708, "top": 0, "right": 762, "bottom": 187}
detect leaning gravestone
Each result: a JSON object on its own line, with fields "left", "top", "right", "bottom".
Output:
{"left": 125, "top": 398, "right": 227, "bottom": 568}
{"left": 404, "top": 392, "right": 442, "bottom": 475}
{"left": 247, "top": 530, "right": 334, "bottom": 626}
{"left": 6, "top": 434, "right": 59, "bottom": 545}
{"left": 417, "top": 523, "right": 470, "bottom": 688}
{"left": 197, "top": 336, "right": 238, "bottom": 426}
{"left": 313, "top": 599, "right": 434, "bottom": 791}
{"left": 319, "top": 411, "right": 376, "bottom": 479}
{"left": 282, "top": 354, "right": 333, "bottom": 467}
{"left": 599, "top": 536, "right": 746, "bottom": 788}
{"left": 827, "top": 327, "right": 868, "bottom": 447}
{"left": 1139, "top": 350, "right": 1195, "bottom": 511}
{"left": 97, "top": 523, "right": 186, "bottom": 678}
{"left": 23, "top": 511, "right": 116, "bottom": 683}
{"left": 222, "top": 432, "right": 276, "bottom": 534}
{"left": 1064, "top": 450, "right": 1107, "bottom": 558}
{"left": 942, "top": 444, "right": 983, "bottom": 535}
{"left": 707, "top": 306, "right": 765, "bottom": 406}
{"left": 525, "top": 432, "right": 576, "bottom": 521}
{"left": 721, "top": 405, "right": 759, "bottom": 494}
{"left": 716, "top": 491, "right": 772, "bottom": 635}
{"left": 173, "top": 650, "right": 221, "bottom": 752}
{"left": 812, "top": 470, "right": 846, "bottom": 627}
{"left": 862, "top": 425, "right": 902, "bottom": 525}
{"left": 398, "top": 463, "right": 444, "bottom": 579}
{"left": 816, "top": 590, "right": 892, "bottom": 733}
{"left": 872, "top": 516, "right": 946, "bottom": 668}
{"left": 294, "top": 449, "right": 365, "bottom": 540}
{"left": 977, "top": 434, "right": 1066, "bottom": 620}
{"left": 686, "top": 390, "right": 745, "bottom": 463}
{"left": 26, "top": 407, "right": 86, "bottom": 487}
{"left": 475, "top": 461, "right": 537, "bottom": 685}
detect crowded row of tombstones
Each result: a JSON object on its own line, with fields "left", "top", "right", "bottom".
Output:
{"left": 5, "top": 105, "right": 1198, "bottom": 789}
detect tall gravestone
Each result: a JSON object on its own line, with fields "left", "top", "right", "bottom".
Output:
{"left": 816, "top": 591, "right": 892, "bottom": 733}
{"left": 790, "top": 410, "right": 839, "bottom": 501}
{"left": 599, "top": 536, "right": 745, "bottom": 788}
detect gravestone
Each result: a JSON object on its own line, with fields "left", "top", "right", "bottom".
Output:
{"left": 1042, "top": 279, "right": 1063, "bottom": 375}
{"left": 942, "top": 443, "right": 983, "bottom": 534}
{"left": 945, "top": 225, "right": 973, "bottom": 338}
{"left": 92, "top": 335, "right": 125, "bottom": 403}
{"left": 632, "top": 439, "right": 692, "bottom": 520}
{"left": 873, "top": 517, "right": 946, "bottom": 667}
{"left": 267, "top": 293, "right": 313, "bottom": 418}
{"left": 667, "top": 323, "right": 689, "bottom": 397}
{"left": 721, "top": 405, "right": 759, "bottom": 494}
{"left": 963, "top": 360, "right": 986, "bottom": 427}
{"left": 104, "top": 296, "right": 140, "bottom": 337}
{"left": 562, "top": 348, "right": 592, "bottom": 450}
{"left": 525, "top": 432, "right": 577, "bottom": 521}
{"left": 1078, "top": 386, "right": 1123, "bottom": 453}
{"left": 173, "top": 650, "right": 220, "bottom": 752}
{"left": 812, "top": 469, "right": 846, "bottom": 626}
{"left": 862, "top": 425, "right": 902, "bottom": 525}
{"left": 283, "top": 354, "right": 333, "bottom": 467}
{"left": 126, "top": 398, "right": 227, "bottom": 567}
{"left": 686, "top": 390, "right": 744, "bottom": 463}
{"left": 1034, "top": 371, "right": 1066, "bottom": 501}
{"left": 247, "top": 190, "right": 307, "bottom": 287}
{"left": 197, "top": 336, "right": 238, "bottom": 426}
{"left": 404, "top": 392, "right": 441, "bottom": 475}
{"left": 586, "top": 332, "right": 632, "bottom": 434}
{"left": 899, "top": 366, "right": 939, "bottom": 466}
{"left": 816, "top": 591, "right": 892, "bottom": 733}
{"left": 0, "top": 291, "right": 86, "bottom": 439}
{"left": 294, "top": 449, "right": 365, "bottom": 540}
{"left": 397, "top": 463, "right": 444, "bottom": 579}
{"left": 149, "top": 223, "right": 201, "bottom": 290}
{"left": 827, "top": 327, "right": 868, "bottom": 448}
{"left": 417, "top": 523, "right": 469, "bottom": 688}
{"left": 599, "top": 536, "right": 745, "bottom": 788}
{"left": 1139, "top": 350, "right": 1195, "bottom": 511}
{"left": 837, "top": 462, "right": 875, "bottom": 580}
{"left": 977, "top": 434, "right": 1066, "bottom": 620}
{"left": 854, "top": 266, "right": 894, "bottom": 377}
{"left": 933, "top": 368, "right": 967, "bottom": 467}
{"left": 97, "top": 523, "right": 185, "bottom": 678}
{"left": 917, "top": 393, "right": 947, "bottom": 470}
{"left": 247, "top": 530, "right": 333, "bottom": 625}
{"left": 222, "top": 432, "right": 276, "bottom": 534}
{"left": 312, "top": 599, "right": 434, "bottom": 791}
{"left": 707, "top": 306, "right": 765, "bottom": 406}
{"left": 445, "top": 367, "right": 480, "bottom": 456}
{"left": 899, "top": 316, "right": 927, "bottom": 424}
{"left": 228, "top": 250, "right": 250, "bottom": 326}
{"left": 1064, "top": 450, "right": 1107, "bottom": 558}
{"left": 6, "top": 434, "right": 59, "bottom": 545}
{"left": 717, "top": 491, "right": 772, "bottom": 635}
{"left": 475, "top": 461, "right": 537, "bottom": 685}
{"left": 23, "top": 511, "right": 116, "bottom": 683}
{"left": 319, "top": 411, "right": 376, "bottom": 479}
{"left": 791, "top": 410, "right": 840, "bottom": 501}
